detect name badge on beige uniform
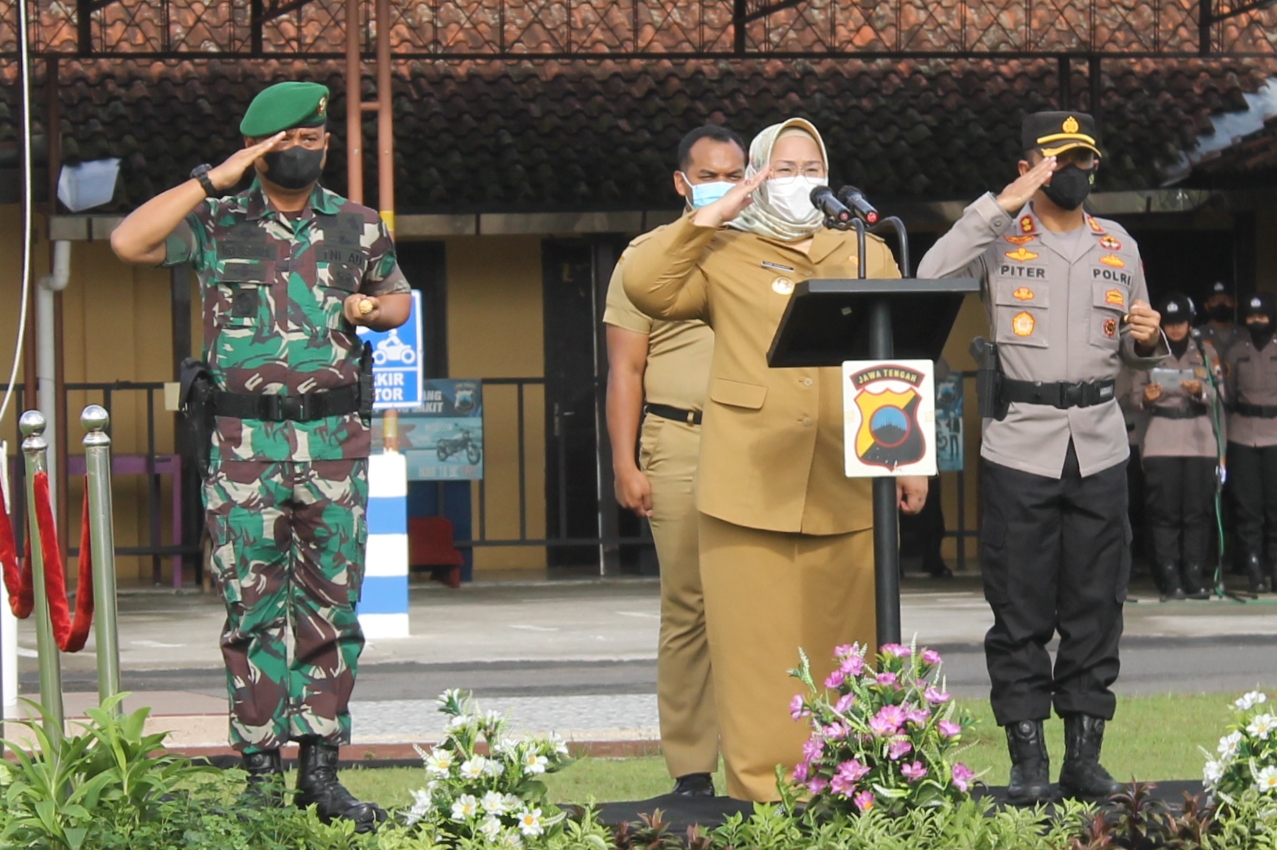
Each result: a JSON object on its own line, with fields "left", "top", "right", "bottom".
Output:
{"left": 842, "top": 359, "right": 938, "bottom": 477}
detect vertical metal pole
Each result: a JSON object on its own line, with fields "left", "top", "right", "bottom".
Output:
{"left": 345, "top": 0, "right": 364, "bottom": 204}
{"left": 19, "top": 410, "right": 62, "bottom": 743}
{"left": 375, "top": 0, "right": 395, "bottom": 236}
{"left": 81, "top": 405, "right": 120, "bottom": 712}
{"left": 869, "top": 304, "right": 902, "bottom": 647}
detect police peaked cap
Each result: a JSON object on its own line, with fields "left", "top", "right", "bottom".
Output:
{"left": 240, "top": 82, "right": 330, "bottom": 138}
{"left": 1241, "top": 292, "right": 1277, "bottom": 321}
{"left": 1022, "top": 111, "right": 1103, "bottom": 159}
{"left": 1159, "top": 293, "right": 1193, "bottom": 322}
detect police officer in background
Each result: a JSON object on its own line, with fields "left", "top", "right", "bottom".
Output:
{"left": 918, "top": 111, "right": 1166, "bottom": 805}
{"left": 1226, "top": 293, "right": 1277, "bottom": 593}
{"left": 1132, "top": 294, "right": 1222, "bottom": 601}
{"left": 110, "top": 82, "right": 409, "bottom": 830}
{"left": 1200, "top": 281, "right": 1242, "bottom": 357}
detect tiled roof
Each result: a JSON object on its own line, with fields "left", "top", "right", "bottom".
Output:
{"left": 1186, "top": 113, "right": 1277, "bottom": 187}
{"left": 1, "top": 56, "right": 1274, "bottom": 213}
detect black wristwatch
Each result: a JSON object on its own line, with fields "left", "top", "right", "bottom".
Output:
{"left": 190, "top": 163, "right": 218, "bottom": 197}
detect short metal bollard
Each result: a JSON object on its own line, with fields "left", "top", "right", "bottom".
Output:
{"left": 82, "top": 405, "right": 121, "bottom": 714}
{"left": 19, "top": 410, "right": 63, "bottom": 743}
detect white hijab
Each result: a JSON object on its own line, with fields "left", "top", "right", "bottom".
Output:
{"left": 727, "top": 118, "right": 829, "bottom": 242}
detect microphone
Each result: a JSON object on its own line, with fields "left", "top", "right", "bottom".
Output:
{"left": 810, "top": 185, "right": 852, "bottom": 225}
{"left": 837, "top": 185, "right": 880, "bottom": 224}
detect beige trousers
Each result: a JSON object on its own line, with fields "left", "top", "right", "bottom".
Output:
{"left": 640, "top": 416, "right": 720, "bottom": 778}
{"left": 699, "top": 514, "right": 875, "bottom": 801}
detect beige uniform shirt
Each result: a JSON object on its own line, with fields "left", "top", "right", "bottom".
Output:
{"left": 1226, "top": 336, "right": 1277, "bottom": 447}
{"left": 1132, "top": 343, "right": 1222, "bottom": 459}
{"left": 603, "top": 230, "right": 714, "bottom": 413}
{"left": 917, "top": 193, "right": 1166, "bottom": 479}
{"left": 622, "top": 213, "right": 901, "bottom": 535}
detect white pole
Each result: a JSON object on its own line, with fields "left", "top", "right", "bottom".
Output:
{"left": 36, "top": 241, "right": 71, "bottom": 510}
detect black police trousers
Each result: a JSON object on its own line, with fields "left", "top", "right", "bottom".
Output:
{"left": 1227, "top": 442, "right": 1277, "bottom": 561}
{"left": 1143, "top": 456, "right": 1216, "bottom": 568}
{"left": 980, "top": 442, "right": 1129, "bottom": 726}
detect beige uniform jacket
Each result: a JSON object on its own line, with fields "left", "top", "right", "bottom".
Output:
{"left": 917, "top": 193, "right": 1166, "bottom": 479}
{"left": 1226, "top": 336, "right": 1277, "bottom": 448}
{"left": 622, "top": 214, "right": 901, "bottom": 535}
{"left": 1132, "top": 343, "right": 1222, "bottom": 459}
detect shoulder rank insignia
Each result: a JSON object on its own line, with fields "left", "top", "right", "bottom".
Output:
{"left": 1087, "top": 215, "right": 1105, "bottom": 233}
{"left": 1105, "top": 289, "right": 1125, "bottom": 306}
{"left": 1005, "top": 234, "right": 1036, "bottom": 245}
{"left": 1012, "top": 312, "right": 1036, "bottom": 337}
{"left": 1013, "top": 287, "right": 1035, "bottom": 301}
{"left": 1019, "top": 215, "right": 1036, "bottom": 234}
{"left": 1100, "top": 254, "right": 1125, "bottom": 268}
{"left": 1099, "top": 235, "right": 1122, "bottom": 250}
{"left": 1005, "top": 247, "right": 1038, "bottom": 262}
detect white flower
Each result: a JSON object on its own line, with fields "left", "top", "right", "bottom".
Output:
{"left": 481, "top": 791, "right": 510, "bottom": 815}
{"left": 500, "top": 830, "right": 523, "bottom": 848}
{"left": 1204, "top": 760, "right": 1225, "bottom": 787}
{"left": 483, "top": 710, "right": 504, "bottom": 726}
{"left": 503, "top": 793, "right": 522, "bottom": 812}
{"left": 517, "top": 807, "right": 545, "bottom": 837}
{"left": 1219, "top": 731, "right": 1244, "bottom": 760}
{"left": 436, "top": 688, "right": 464, "bottom": 708}
{"left": 522, "top": 752, "right": 549, "bottom": 775}
{"left": 1255, "top": 765, "right": 1277, "bottom": 793}
{"left": 548, "top": 733, "right": 570, "bottom": 756}
{"left": 1237, "top": 692, "right": 1269, "bottom": 711}
{"left": 426, "top": 749, "right": 455, "bottom": 776}
{"left": 460, "top": 757, "right": 488, "bottom": 779}
{"left": 483, "top": 758, "right": 506, "bottom": 777}
{"left": 451, "top": 715, "right": 478, "bottom": 730}
{"left": 451, "top": 794, "right": 480, "bottom": 821}
{"left": 479, "top": 816, "right": 503, "bottom": 841}
{"left": 1249, "top": 714, "right": 1277, "bottom": 740}
{"left": 406, "top": 788, "right": 434, "bottom": 826}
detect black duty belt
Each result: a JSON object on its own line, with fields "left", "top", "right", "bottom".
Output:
{"left": 1234, "top": 401, "right": 1277, "bottom": 419}
{"left": 1149, "top": 407, "right": 1206, "bottom": 420}
{"left": 1000, "top": 379, "right": 1116, "bottom": 410}
{"left": 644, "top": 403, "right": 702, "bottom": 426}
{"left": 213, "top": 385, "right": 361, "bottom": 422}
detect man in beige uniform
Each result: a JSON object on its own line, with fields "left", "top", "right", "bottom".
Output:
{"left": 604, "top": 125, "right": 746, "bottom": 797}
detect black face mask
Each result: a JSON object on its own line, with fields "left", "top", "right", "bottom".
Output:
{"left": 1040, "top": 163, "right": 1095, "bottom": 211}
{"left": 1208, "top": 303, "right": 1234, "bottom": 323}
{"left": 1250, "top": 321, "right": 1273, "bottom": 349}
{"left": 1168, "top": 335, "right": 1190, "bottom": 359}
{"left": 262, "top": 146, "right": 325, "bottom": 191}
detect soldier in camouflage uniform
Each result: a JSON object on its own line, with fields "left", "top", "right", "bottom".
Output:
{"left": 111, "top": 81, "right": 410, "bottom": 830}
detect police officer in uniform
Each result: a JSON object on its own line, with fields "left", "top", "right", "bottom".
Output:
{"left": 918, "top": 112, "right": 1166, "bottom": 804}
{"left": 604, "top": 124, "right": 747, "bottom": 796}
{"left": 111, "top": 82, "right": 410, "bottom": 829}
{"left": 1132, "top": 294, "right": 1223, "bottom": 601}
{"left": 1199, "top": 281, "right": 1243, "bottom": 357}
{"left": 1226, "top": 293, "right": 1277, "bottom": 593}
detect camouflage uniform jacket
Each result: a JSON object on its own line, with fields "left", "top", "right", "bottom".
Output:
{"left": 164, "top": 179, "right": 410, "bottom": 462}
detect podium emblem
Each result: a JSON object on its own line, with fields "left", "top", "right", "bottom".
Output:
{"left": 843, "top": 360, "right": 937, "bottom": 478}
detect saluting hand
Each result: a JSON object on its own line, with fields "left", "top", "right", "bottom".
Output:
{"left": 206, "top": 132, "right": 287, "bottom": 192}
{"left": 995, "top": 156, "right": 1057, "bottom": 214}
{"left": 692, "top": 167, "right": 771, "bottom": 229}
{"left": 1126, "top": 301, "right": 1161, "bottom": 347}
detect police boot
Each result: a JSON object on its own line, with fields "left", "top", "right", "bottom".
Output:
{"left": 1004, "top": 720, "right": 1054, "bottom": 806}
{"left": 294, "top": 739, "right": 387, "bottom": 833}
{"left": 242, "top": 749, "right": 286, "bottom": 808}
{"left": 1181, "top": 563, "right": 1211, "bottom": 600}
{"left": 1157, "top": 562, "right": 1185, "bottom": 600}
{"left": 1244, "top": 553, "right": 1269, "bottom": 594}
{"left": 1057, "top": 715, "right": 1125, "bottom": 801}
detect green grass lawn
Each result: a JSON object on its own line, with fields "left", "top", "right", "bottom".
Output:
{"left": 332, "top": 692, "right": 1241, "bottom": 813}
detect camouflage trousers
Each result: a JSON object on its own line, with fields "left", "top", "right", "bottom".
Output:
{"left": 202, "top": 457, "right": 369, "bottom": 753}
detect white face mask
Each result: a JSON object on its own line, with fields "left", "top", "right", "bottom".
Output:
{"left": 766, "top": 175, "right": 826, "bottom": 224}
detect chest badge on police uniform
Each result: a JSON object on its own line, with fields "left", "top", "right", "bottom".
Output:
{"left": 772, "top": 277, "right": 794, "bottom": 295}
{"left": 1013, "top": 287, "right": 1035, "bottom": 301}
{"left": 1005, "top": 234, "right": 1036, "bottom": 246}
{"left": 1103, "top": 318, "right": 1117, "bottom": 339}
{"left": 1099, "top": 235, "right": 1122, "bottom": 250}
{"left": 1019, "top": 215, "right": 1036, "bottom": 234}
{"left": 1100, "top": 254, "right": 1125, "bottom": 268}
{"left": 1005, "top": 247, "right": 1039, "bottom": 262}
{"left": 1012, "top": 312, "right": 1036, "bottom": 336}
{"left": 1105, "top": 289, "right": 1125, "bottom": 307}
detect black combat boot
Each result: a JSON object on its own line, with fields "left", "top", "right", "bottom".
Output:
{"left": 1181, "top": 563, "right": 1211, "bottom": 600}
{"left": 1157, "top": 562, "right": 1185, "bottom": 600}
{"left": 242, "top": 749, "right": 286, "bottom": 808}
{"left": 1057, "top": 715, "right": 1124, "bottom": 801}
{"left": 672, "top": 772, "right": 715, "bottom": 797}
{"left": 1244, "top": 553, "right": 1269, "bottom": 594}
{"left": 294, "top": 739, "right": 387, "bottom": 833}
{"left": 1005, "top": 720, "right": 1054, "bottom": 806}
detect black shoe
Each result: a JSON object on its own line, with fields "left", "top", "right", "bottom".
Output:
{"left": 924, "top": 561, "right": 954, "bottom": 579}
{"left": 294, "top": 739, "right": 387, "bottom": 833}
{"left": 242, "top": 749, "right": 286, "bottom": 808}
{"left": 1057, "top": 715, "right": 1124, "bottom": 801}
{"left": 1157, "top": 562, "right": 1185, "bottom": 600}
{"left": 1005, "top": 720, "right": 1054, "bottom": 806}
{"left": 1244, "top": 553, "right": 1269, "bottom": 595}
{"left": 672, "top": 772, "right": 715, "bottom": 797}
{"left": 1181, "top": 563, "right": 1211, "bottom": 600}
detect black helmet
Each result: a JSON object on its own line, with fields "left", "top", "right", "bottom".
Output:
{"left": 1159, "top": 292, "right": 1193, "bottom": 325}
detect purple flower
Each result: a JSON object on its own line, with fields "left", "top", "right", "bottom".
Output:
{"left": 830, "top": 759, "right": 869, "bottom": 795}
{"left": 869, "top": 705, "right": 907, "bottom": 736}
{"left": 808, "top": 777, "right": 829, "bottom": 795}
{"left": 952, "top": 763, "right": 974, "bottom": 792}
{"left": 834, "top": 644, "right": 857, "bottom": 660}
{"left": 922, "top": 649, "right": 943, "bottom": 666}
{"left": 792, "top": 761, "right": 809, "bottom": 784}
{"left": 825, "top": 669, "right": 847, "bottom": 689}
{"left": 938, "top": 720, "right": 962, "bottom": 738}
{"left": 823, "top": 722, "right": 851, "bottom": 741}
{"left": 924, "top": 687, "right": 952, "bottom": 705}
{"left": 834, "top": 693, "right": 856, "bottom": 714}
{"left": 901, "top": 761, "right": 928, "bottom": 782}
{"left": 880, "top": 643, "right": 912, "bottom": 658}
{"left": 853, "top": 790, "right": 875, "bottom": 812}
{"left": 802, "top": 739, "right": 824, "bottom": 762}
{"left": 841, "top": 655, "right": 866, "bottom": 677}
{"left": 876, "top": 671, "right": 899, "bottom": 688}
{"left": 790, "top": 694, "right": 810, "bottom": 720}
{"left": 905, "top": 707, "right": 931, "bottom": 725}
{"left": 888, "top": 739, "right": 913, "bottom": 760}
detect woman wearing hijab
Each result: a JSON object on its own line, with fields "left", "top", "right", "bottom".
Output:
{"left": 623, "top": 119, "right": 928, "bottom": 801}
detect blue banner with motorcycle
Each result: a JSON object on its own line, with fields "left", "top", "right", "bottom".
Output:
{"left": 371, "top": 379, "right": 484, "bottom": 480}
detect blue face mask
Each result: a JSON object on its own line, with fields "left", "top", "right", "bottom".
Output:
{"left": 682, "top": 175, "right": 736, "bottom": 209}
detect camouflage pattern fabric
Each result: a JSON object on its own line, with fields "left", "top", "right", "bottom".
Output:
{"left": 203, "top": 457, "right": 369, "bottom": 752}
{"left": 163, "top": 178, "right": 410, "bottom": 463}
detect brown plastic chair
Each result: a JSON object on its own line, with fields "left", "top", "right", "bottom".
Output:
{"left": 408, "top": 515, "right": 464, "bottom": 589}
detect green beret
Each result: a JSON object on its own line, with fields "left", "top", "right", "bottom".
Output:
{"left": 240, "top": 82, "right": 330, "bottom": 138}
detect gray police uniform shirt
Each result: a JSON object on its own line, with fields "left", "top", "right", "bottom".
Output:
{"left": 1226, "top": 336, "right": 1277, "bottom": 448}
{"left": 1131, "top": 343, "right": 1222, "bottom": 459}
{"left": 1200, "top": 324, "right": 1243, "bottom": 360}
{"left": 917, "top": 193, "right": 1167, "bottom": 479}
